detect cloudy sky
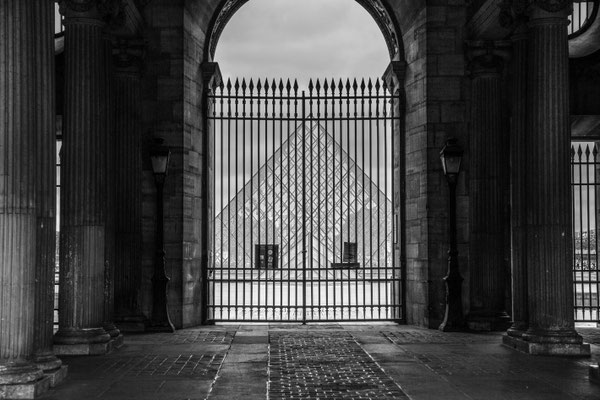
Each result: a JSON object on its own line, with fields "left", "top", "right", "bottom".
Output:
{"left": 214, "top": 0, "right": 390, "bottom": 89}
{"left": 212, "top": 0, "right": 394, "bottom": 214}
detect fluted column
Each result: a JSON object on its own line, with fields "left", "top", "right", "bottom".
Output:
{"left": 102, "top": 33, "right": 121, "bottom": 342}
{"left": 509, "top": 2, "right": 589, "bottom": 355}
{"left": 113, "top": 41, "right": 147, "bottom": 332}
{"left": 54, "top": 0, "right": 118, "bottom": 355}
{"left": 31, "top": 0, "right": 68, "bottom": 386}
{"left": 506, "top": 24, "right": 529, "bottom": 339}
{"left": 466, "top": 41, "right": 512, "bottom": 331}
{"left": 0, "top": 1, "right": 50, "bottom": 396}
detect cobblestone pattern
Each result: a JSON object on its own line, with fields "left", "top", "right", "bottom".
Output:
{"left": 127, "top": 330, "right": 236, "bottom": 344}
{"left": 382, "top": 330, "right": 502, "bottom": 344}
{"left": 88, "top": 354, "right": 225, "bottom": 377}
{"left": 268, "top": 331, "right": 408, "bottom": 399}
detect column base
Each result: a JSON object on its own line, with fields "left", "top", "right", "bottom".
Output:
{"left": 502, "top": 334, "right": 591, "bottom": 356}
{"left": 0, "top": 377, "right": 50, "bottom": 400}
{"left": 53, "top": 327, "right": 112, "bottom": 356}
{"left": 0, "top": 363, "right": 48, "bottom": 399}
{"left": 590, "top": 364, "right": 599, "bottom": 384}
{"left": 467, "top": 312, "right": 512, "bottom": 332}
{"left": 506, "top": 324, "right": 528, "bottom": 338}
{"left": 34, "top": 354, "right": 67, "bottom": 387}
{"left": 115, "top": 315, "right": 148, "bottom": 333}
{"left": 103, "top": 322, "right": 121, "bottom": 339}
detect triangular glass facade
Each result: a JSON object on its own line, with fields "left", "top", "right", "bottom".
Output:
{"left": 214, "top": 121, "right": 392, "bottom": 280}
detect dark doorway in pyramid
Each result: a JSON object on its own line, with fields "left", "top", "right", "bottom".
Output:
{"left": 207, "top": 78, "right": 402, "bottom": 322}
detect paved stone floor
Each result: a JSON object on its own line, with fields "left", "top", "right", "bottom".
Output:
{"left": 37, "top": 324, "right": 600, "bottom": 400}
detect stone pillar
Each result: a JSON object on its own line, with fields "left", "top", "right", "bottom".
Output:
{"left": 505, "top": 2, "right": 589, "bottom": 355}
{"left": 0, "top": 1, "right": 51, "bottom": 398}
{"left": 101, "top": 33, "right": 122, "bottom": 344}
{"left": 113, "top": 40, "right": 148, "bottom": 332}
{"left": 32, "top": 0, "right": 68, "bottom": 387}
{"left": 54, "top": 0, "right": 117, "bottom": 355}
{"left": 466, "top": 41, "right": 512, "bottom": 331}
{"left": 505, "top": 24, "right": 529, "bottom": 339}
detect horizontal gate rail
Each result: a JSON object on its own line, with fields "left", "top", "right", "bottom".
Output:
{"left": 572, "top": 142, "right": 600, "bottom": 323}
{"left": 207, "top": 77, "right": 402, "bottom": 323}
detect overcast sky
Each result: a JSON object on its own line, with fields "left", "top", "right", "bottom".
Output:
{"left": 214, "top": 0, "right": 390, "bottom": 89}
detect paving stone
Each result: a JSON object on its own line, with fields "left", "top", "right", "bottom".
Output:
{"left": 127, "top": 330, "right": 236, "bottom": 345}
{"left": 268, "top": 331, "right": 409, "bottom": 399}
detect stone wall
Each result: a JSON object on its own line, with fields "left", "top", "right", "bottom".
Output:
{"left": 424, "top": 2, "right": 469, "bottom": 328}
{"left": 141, "top": 0, "right": 186, "bottom": 327}
{"left": 397, "top": 1, "right": 468, "bottom": 328}
{"left": 137, "top": 0, "right": 469, "bottom": 329}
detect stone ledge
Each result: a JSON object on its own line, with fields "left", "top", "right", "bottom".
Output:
{"left": 54, "top": 340, "right": 114, "bottom": 356}
{"left": 502, "top": 335, "right": 591, "bottom": 356}
{"left": 44, "top": 366, "right": 68, "bottom": 388}
{"left": 0, "top": 376, "right": 50, "bottom": 399}
{"left": 591, "top": 364, "right": 600, "bottom": 384}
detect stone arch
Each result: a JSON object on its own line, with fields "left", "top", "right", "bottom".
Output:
{"left": 189, "top": 0, "right": 410, "bottom": 324}
{"left": 202, "top": 0, "right": 405, "bottom": 63}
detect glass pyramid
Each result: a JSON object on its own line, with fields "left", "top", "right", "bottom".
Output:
{"left": 213, "top": 121, "right": 393, "bottom": 280}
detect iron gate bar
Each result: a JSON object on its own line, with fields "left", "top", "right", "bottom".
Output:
{"left": 208, "top": 77, "right": 403, "bottom": 322}
{"left": 571, "top": 142, "right": 600, "bottom": 323}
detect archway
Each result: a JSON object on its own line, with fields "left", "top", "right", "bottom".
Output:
{"left": 199, "top": 0, "right": 407, "bottom": 323}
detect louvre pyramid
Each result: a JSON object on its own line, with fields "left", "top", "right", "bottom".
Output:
{"left": 214, "top": 121, "right": 393, "bottom": 279}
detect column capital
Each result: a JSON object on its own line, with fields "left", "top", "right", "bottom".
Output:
{"left": 59, "top": 0, "right": 122, "bottom": 26}
{"left": 532, "top": 0, "right": 571, "bottom": 13}
{"left": 499, "top": 0, "right": 571, "bottom": 30}
{"left": 466, "top": 41, "right": 511, "bottom": 76}
{"left": 113, "top": 38, "right": 145, "bottom": 76}
{"left": 499, "top": 0, "right": 530, "bottom": 30}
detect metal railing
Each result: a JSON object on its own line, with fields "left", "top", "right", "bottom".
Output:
{"left": 569, "top": 1, "right": 598, "bottom": 37}
{"left": 207, "top": 77, "right": 402, "bottom": 322}
{"left": 571, "top": 141, "right": 600, "bottom": 322}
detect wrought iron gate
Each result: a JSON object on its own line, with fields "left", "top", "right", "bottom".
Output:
{"left": 207, "top": 77, "right": 402, "bottom": 322}
{"left": 572, "top": 141, "right": 600, "bottom": 322}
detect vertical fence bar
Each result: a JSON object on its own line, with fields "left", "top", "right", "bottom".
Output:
{"left": 308, "top": 81, "right": 314, "bottom": 321}
{"left": 219, "top": 81, "right": 225, "bottom": 320}
{"left": 389, "top": 79, "right": 404, "bottom": 320}
{"left": 353, "top": 79, "right": 359, "bottom": 319}
{"left": 213, "top": 84, "right": 222, "bottom": 319}
{"left": 590, "top": 142, "right": 600, "bottom": 321}
{"left": 586, "top": 146, "right": 592, "bottom": 320}
{"left": 324, "top": 80, "right": 330, "bottom": 320}
{"left": 302, "top": 90, "right": 307, "bottom": 323}
{"left": 579, "top": 146, "right": 585, "bottom": 318}
{"left": 388, "top": 77, "right": 395, "bottom": 319}
{"left": 376, "top": 78, "right": 381, "bottom": 319}
{"left": 271, "top": 79, "right": 281, "bottom": 320}
{"left": 257, "top": 80, "right": 264, "bottom": 320}
{"left": 316, "top": 80, "right": 322, "bottom": 321}
{"left": 361, "top": 79, "right": 367, "bottom": 319}
{"left": 572, "top": 145, "right": 578, "bottom": 320}
{"left": 234, "top": 80, "right": 239, "bottom": 319}
{"left": 241, "top": 79, "right": 247, "bottom": 320}
{"left": 226, "top": 79, "right": 232, "bottom": 320}
{"left": 249, "top": 79, "right": 255, "bottom": 321}
{"left": 383, "top": 81, "right": 389, "bottom": 319}
{"left": 278, "top": 80, "right": 284, "bottom": 322}
{"left": 369, "top": 79, "right": 374, "bottom": 318}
